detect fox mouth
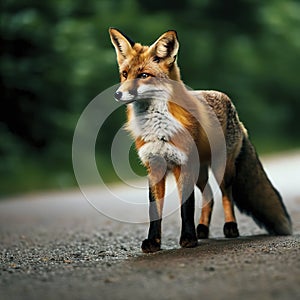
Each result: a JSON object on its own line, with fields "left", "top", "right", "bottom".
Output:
{"left": 114, "top": 97, "right": 136, "bottom": 104}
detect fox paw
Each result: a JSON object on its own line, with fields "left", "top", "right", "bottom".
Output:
{"left": 223, "top": 222, "right": 239, "bottom": 238}
{"left": 197, "top": 224, "right": 209, "bottom": 239}
{"left": 141, "top": 238, "right": 161, "bottom": 253}
{"left": 180, "top": 233, "right": 198, "bottom": 248}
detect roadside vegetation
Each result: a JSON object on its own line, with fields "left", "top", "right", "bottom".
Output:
{"left": 1, "top": 0, "right": 300, "bottom": 196}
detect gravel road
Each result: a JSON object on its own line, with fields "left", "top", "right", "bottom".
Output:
{"left": 1, "top": 152, "right": 300, "bottom": 300}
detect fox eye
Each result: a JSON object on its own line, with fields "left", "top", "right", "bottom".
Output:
{"left": 137, "top": 73, "right": 150, "bottom": 79}
{"left": 122, "top": 71, "right": 128, "bottom": 79}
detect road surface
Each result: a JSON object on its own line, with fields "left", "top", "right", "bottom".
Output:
{"left": 0, "top": 152, "right": 300, "bottom": 300}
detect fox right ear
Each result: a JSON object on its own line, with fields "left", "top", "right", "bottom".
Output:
{"left": 150, "top": 30, "right": 179, "bottom": 65}
{"left": 109, "top": 28, "right": 135, "bottom": 65}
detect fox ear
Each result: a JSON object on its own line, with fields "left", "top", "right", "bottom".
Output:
{"left": 109, "top": 28, "right": 135, "bottom": 65}
{"left": 151, "top": 30, "right": 179, "bottom": 65}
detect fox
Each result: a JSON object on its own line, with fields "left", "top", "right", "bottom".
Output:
{"left": 109, "top": 28, "right": 292, "bottom": 253}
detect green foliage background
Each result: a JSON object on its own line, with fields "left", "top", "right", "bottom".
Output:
{"left": 1, "top": 0, "right": 300, "bottom": 196}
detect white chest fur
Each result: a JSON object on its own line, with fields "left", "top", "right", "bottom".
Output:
{"left": 127, "top": 100, "right": 188, "bottom": 167}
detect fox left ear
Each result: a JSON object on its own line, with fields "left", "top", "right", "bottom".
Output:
{"left": 150, "top": 30, "right": 179, "bottom": 65}
{"left": 109, "top": 28, "right": 135, "bottom": 65}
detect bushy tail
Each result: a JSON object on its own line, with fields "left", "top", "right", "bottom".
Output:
{"left": 232, "top": 137, "right": 292, "bottom": 235}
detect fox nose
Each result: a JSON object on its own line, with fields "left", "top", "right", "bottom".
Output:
{"left": 114, "top": 91, "right": 122, "bottom": 101}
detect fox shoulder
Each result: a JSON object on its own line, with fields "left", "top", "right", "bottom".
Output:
{"left": 194, "top": 90, "right": 247, "bottom": 131}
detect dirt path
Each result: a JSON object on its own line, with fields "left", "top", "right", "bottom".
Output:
{"left": 1, "top": 152, "right": 300, "bottom": 300}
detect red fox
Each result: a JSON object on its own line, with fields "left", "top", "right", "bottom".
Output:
{"left": 109, "top": 28, "right": 292, "bottom": 253}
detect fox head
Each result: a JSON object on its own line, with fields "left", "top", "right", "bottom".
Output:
{"left": 109, "top": 28, "right": 181, "bottom": 103}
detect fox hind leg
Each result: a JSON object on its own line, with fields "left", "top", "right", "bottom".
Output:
{"left": 221, "top": 158, "right": 240, "bottom": 238}
{"left": 221, "top": 185, "right": 239, "bottom": 238}
{"left": 196, "top": 165, "right": 214, "bottom": 239}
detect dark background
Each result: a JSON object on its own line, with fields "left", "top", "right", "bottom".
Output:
{"left": 1, "top": 0, "right": 300, "bottom": 196}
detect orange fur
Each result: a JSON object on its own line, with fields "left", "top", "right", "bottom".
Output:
{"left": 134, "top": 136, "right": 146, "bottom": 149}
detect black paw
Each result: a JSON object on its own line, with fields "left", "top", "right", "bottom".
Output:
{"left": 223, "top": 222, "right": 239, "bottom": 238}
{"left": 180, "top": 233, "right": 198, "bottom": 248}
{"left": 197, "top": 224, "right": 209, "bottom": 239}
{"left": 141, "top": 238, "right": 161, "bottom": 253}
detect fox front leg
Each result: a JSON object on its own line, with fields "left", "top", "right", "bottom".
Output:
{"left": 180, "top": 189, "right": 198, "bottom": 247}
{"left": 141, "top": 177, "right": 165, "bottom": 253}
